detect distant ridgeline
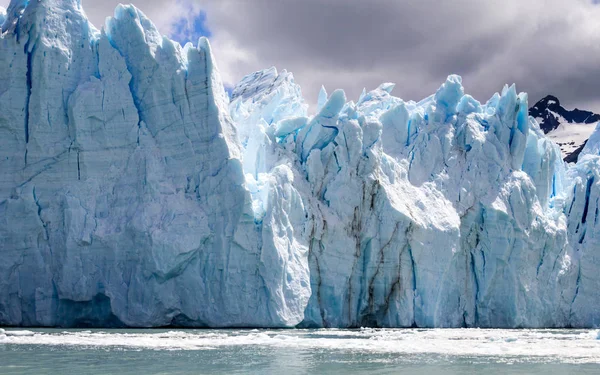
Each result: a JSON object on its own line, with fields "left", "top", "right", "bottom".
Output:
{"left": 2, "top": 0, "right": 600, "bottom": 329}
{"left": 530, "top": 95, "right": 600, "bottom": 163}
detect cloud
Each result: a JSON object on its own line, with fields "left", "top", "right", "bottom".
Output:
{"left": 2, "top": 0, "right": 599, "bottom": 112}
{"left": 170, "top": 9, "right": 211, "bottom": 45}
{"left": 200, "top": 0, "right": 600, "bottom": 112}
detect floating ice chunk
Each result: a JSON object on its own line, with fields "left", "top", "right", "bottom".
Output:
{"left": 5, "top": 330, "right": 36, "bottom": 337}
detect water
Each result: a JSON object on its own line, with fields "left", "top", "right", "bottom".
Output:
{"left": 1, "top": 328, "right": 600, "bottom": 374}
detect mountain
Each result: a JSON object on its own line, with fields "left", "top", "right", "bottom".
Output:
{"left": 530, "top": 95, "right": 600, "bottom": 162}
{"left": 1, "top": 0, "right": 600, "bottom": 329}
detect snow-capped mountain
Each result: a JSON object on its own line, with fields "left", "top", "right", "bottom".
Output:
{"left": 530, "top": 95, "right": 600, "bottom": 162}
{"left": 1, "top": 0, "right": 600, "bottom": 329}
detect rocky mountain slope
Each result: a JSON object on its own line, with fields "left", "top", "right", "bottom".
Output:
{"left": 530, "top": 95, "right": 600, "bottom": 162}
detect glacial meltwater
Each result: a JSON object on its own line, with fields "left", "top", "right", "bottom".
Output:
{"left": 1, "top": 328, "right": 600, "bottom": 374}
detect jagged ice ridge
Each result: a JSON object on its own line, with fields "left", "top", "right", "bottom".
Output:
{"left": 1, "top": 0, "right": 600, "bottom": 328}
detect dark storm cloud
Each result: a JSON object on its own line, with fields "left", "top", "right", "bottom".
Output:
{"left": 203, "top": 0, "right": 514, "bottom": 104}
{"left": 2, "top": 0, "right": 599, "bottom": 111}
{"left": 202, "top": 0, "right": 600, "bottom": 111}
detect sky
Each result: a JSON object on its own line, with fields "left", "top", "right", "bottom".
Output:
{"left": 2, "top": 0, "right": 600, "bottom": 112}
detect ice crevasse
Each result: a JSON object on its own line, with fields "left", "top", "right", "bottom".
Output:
{"left": 0, "top": 0, "right": 599, "bottom": 328}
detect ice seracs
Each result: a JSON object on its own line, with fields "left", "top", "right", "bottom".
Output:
{"left": 1, "top": 0, "right": 599, "bottom": 328}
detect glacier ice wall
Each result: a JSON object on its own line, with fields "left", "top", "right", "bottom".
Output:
{"left": 0, "top": 0, "right": 309, "bottom": 328}
{"left": 0, "top": 0, "right": 599, "bottom": 328}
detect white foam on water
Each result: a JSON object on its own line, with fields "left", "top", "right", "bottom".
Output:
{"left": 1, "top": 328, "right": 600, "bottom": 363}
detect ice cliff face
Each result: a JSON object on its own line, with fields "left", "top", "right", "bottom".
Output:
{"left": 1, "top": 0, "right": 599, "bottom": 328}
{"left": 0, "top": 0, "right": 308, "bottom": 328}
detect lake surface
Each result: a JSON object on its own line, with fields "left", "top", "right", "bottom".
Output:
{"left": 1, "top": 328, "right": 600, "bottom": 374}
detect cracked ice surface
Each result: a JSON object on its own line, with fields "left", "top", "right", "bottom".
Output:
{"left": 1, "top": 0, "right": 599, "bottom": 328}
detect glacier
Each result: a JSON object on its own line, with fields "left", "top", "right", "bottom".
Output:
{"left": 0, "top": 0, "right": 599, "bottom": 328}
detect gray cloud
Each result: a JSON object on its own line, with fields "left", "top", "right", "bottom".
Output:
{"left": 2, "top": 0, "right": 599, "bottom": 112}
{"left": 202, "top": 0, "right": 600, "bottom": 112}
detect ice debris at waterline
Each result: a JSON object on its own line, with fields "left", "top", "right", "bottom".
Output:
{"left": 3, "top": 328, "right": 600, "bottom": 364}
{"left": 1, "top": 0, "right": 600, "bottom": 329}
